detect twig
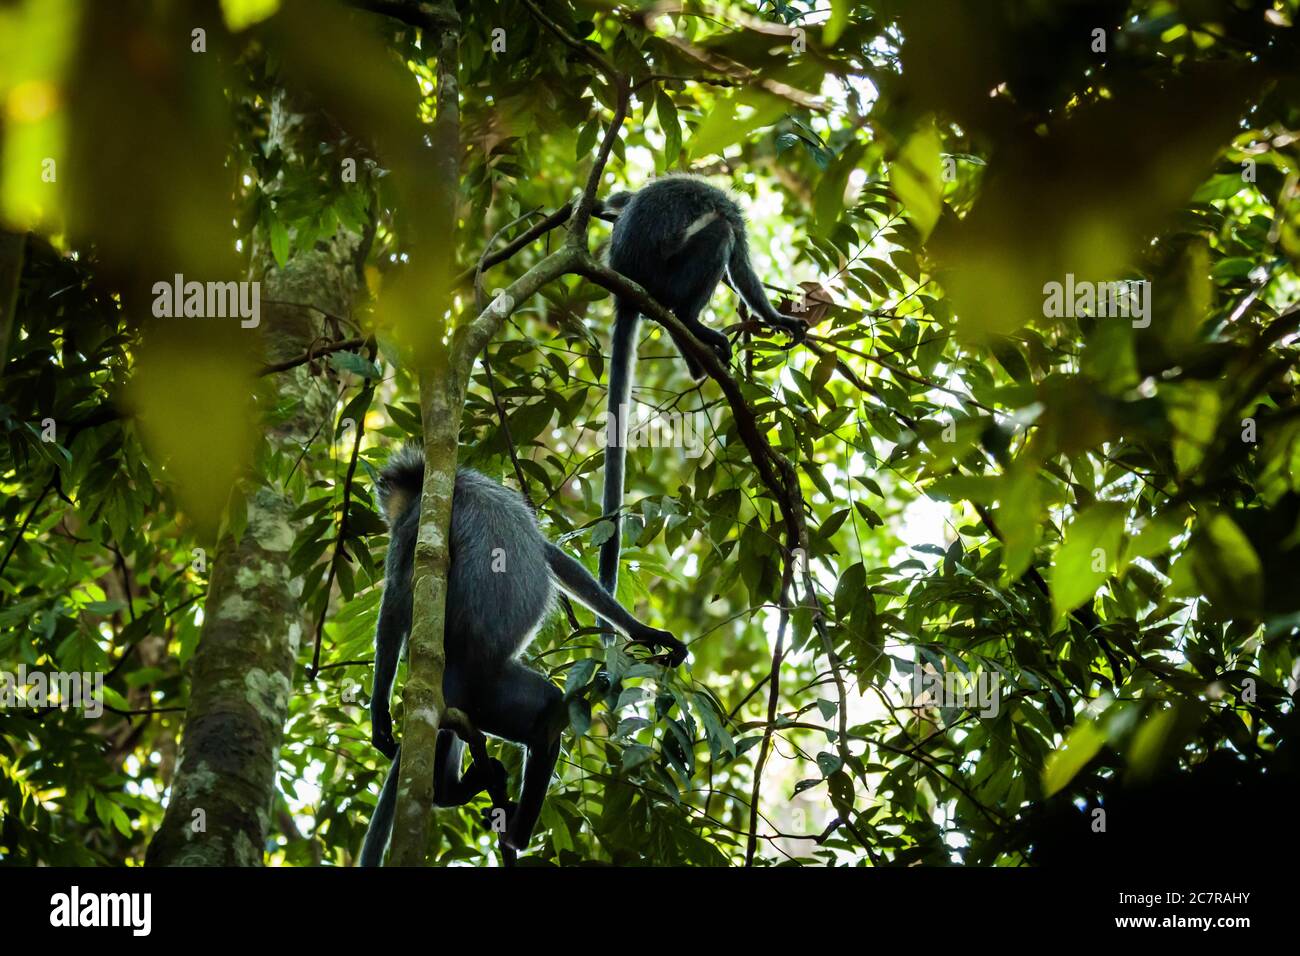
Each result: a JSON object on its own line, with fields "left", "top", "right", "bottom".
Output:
{"left": 456, "top": 205, "right": 573, "bottom": 288}
{"left": 0, "top": 474, "right": 56, "bottom": 580}
{"left": 306, "top": 390, "right": 371, "bottom": 679}
{"left": 258, "top": 337, "right": 370, "bottom": 376}
{"left": 520, "top": 0, "right": 620, "bottom": 82}
{"left": 745, "top": 561, "right": 792, "bottom": 866}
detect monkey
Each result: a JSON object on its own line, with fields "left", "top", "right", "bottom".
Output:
{"left": 360, "top": 445, "right": 686, "bottom": 865}
{"left": 598, "top": 174, "right": 805, "bottom": 615}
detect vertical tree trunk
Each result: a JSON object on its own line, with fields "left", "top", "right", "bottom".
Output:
{"left": 147, "top": 92, "right": 370, "bottom": 866}
{"left": 386, "top": 0, "right": 463, "bottom": 866}
{"left": 386, "top": 368, "right": 464, "bottom": 865}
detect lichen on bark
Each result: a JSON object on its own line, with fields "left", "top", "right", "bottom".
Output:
{"left": 146, "top": 90, "right": 372, "bottom": 866}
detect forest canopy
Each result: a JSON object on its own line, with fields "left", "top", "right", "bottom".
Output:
{"left": 1, "top": 0, "right": 1298, "bottom": 868}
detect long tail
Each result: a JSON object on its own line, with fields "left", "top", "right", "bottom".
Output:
{"left": 358, "top": 746, "right": 401, "bottom": 867}
{"left": 598, "top": 302, "right": 639, "bottom": 632}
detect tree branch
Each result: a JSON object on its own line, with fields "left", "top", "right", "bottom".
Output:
{"left": 306, "top": 397, "right": 369, "bottom": 680}
{"left": 257, "top": 337, "right": 370, "bottom": 376}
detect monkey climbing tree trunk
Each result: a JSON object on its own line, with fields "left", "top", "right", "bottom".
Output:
{"left": 382, "top": 0, "right": 616, "bottom": 864}
{"left": 386, "top": 366, "right": 464, "bottom": 865}
{"left": 147, "top": 92, "right": 371, "bottom": 866}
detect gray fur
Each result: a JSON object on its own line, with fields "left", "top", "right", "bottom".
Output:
{"left": 361, "top": 446, "right": 683, "bottom": 863}
{"left": 607, "top": 174, "right": 803, "bottom": 335}
{"left": 598, "top": 175, "right": 804, "bottom": 613}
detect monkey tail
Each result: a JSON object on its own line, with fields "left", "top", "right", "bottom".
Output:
{"left": 598, "top": 301, "right": 640, "bottom": 630}
{"left": 358, "top": 745, "right": 401, "bottom": 867}
{"left": 377, "top": 445, "right": 424, "bottom": 524}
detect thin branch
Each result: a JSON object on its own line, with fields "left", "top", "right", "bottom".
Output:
{"left": 309, "top": 658, "right": 373, "bottom": 673}
{"left": 520, "top": 0, "right": 620, "bottom": 82}
{"left": 453, "top": 200, "right": 621, "bottom": 290}
{"left": 519, "top": 0, "right": 628, "bottom": 241}
{"left": 568, "top": 81, "right": 630, "bottom": 242}
{"left": 350, "top": 0, "right": 459, "bottom": 33}
{"left": 455, "top": 246, "right": 579, "bottom": 377}
{"left": 470, "top": 209, "right": 546, "bottom": 299}
{"left": 746, "top": 562, "right": 791, "bottom": 866}
{"left": 258, "top": 337, "right": 370, "bottom": 376}
{"left": 0, "top": 474, "right": 56, "bottom": 580}
{"left": 622, "top": 8, "right": 825, "bottom": 111}
{"left": 306, "top": 390, "right": 370, "bottom": 680}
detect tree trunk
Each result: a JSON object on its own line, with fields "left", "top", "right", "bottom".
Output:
{"left": 386, "top": 0, "right": 463, "bottom": 866}
{"left": 147, "top": 92, "right": 369, "bottom": 866}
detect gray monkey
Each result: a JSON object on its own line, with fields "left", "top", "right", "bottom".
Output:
{"left": 599, "top": 175, "right": 805, "bottom": 616}
{"left": 361, "top": 446, "right": 685, "bottom": 864}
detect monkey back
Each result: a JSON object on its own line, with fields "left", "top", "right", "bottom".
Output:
{"left": 378, "top": 451, "right": 555, "bottom": 669}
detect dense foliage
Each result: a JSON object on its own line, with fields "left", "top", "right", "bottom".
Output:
{"left": 2, "top": 0, "right": 1298, "bottom": 866}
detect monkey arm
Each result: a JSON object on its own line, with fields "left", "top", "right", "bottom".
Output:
{"left": 544, "top": 542, "right": 687, "bottom": 666}
{"left": 370, "top": 584, "right": 409, "bottom": 759}
{"left": 727, "top": 231, "right": 807, "bottom": 342}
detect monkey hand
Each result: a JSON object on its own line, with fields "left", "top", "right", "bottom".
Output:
{"left": 482, "top": 800, "right": 518, "bottom": 837}
{"left": 700, "top": 327, "right": 732, "bottom": 366}
{"left": 371, "top": 706, "right": 398, "bottom": 760}
{"left": 775, "top": 315, "right": 808, "bottom": 344}
{"left": 650, "top": 629, "right": 688, "bottom": 668}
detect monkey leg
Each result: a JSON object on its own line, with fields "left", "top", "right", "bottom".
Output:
{"left": 662, "top": 218, "right": 735, "bottom": 366}
{"left": 463, "top": 660, "right": 564, "bottom": 851}
{"left": 431, "top": 729, "right": 506, "bottom": 808}
{"left": 664, "top": 326, "right": 708, "bottom": 379}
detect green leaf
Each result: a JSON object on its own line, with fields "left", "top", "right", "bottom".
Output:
{"left": 1125, "top": 706, "right": 1178, "bottom": 785}
{"left": 814, "top": 141, "right": 866, "bottom": 237}
{"left": 889, "top": 119, "right": 943, "bottom": 240}
{"left": 506, "top": 399, "right": 553, "bottom": 444}
{"left": 824, "top": 0, "right": 850, "bottom": 44}
{"left": 1122, "top": 511, "right": 1186, "bottom": 571}
{"left": 575, "top": 116, "right": 600, "bottom": 161}
{"left": 621, "top": 744, "right": 655, "bottom": 771}
{"left": 328, "top": 351, "right": 380, "bottom": 379}
{"left": 269, "top": 215, "right": 290, "bottom": 268}
{"left": 656, "top": 92, "right": 681, "bottom": 170}
{"left": 1190, "top": 512, "right": 1263, "bottom": 616}
{"left": 220, "top": 0, "right": 279, "bottom": 31}
{"left": 1042, "top": 719, "right": 1106, "bottom": 797}
{"left": 1167, "top": 384, "right": 1220, "bottom": 476}
{"left": 994, "top": 464, "right": 1043, "bottom": 583}
{"left": 564, "top": 658, "right": 598, "bottom": 695}
{"left": 1050, "top": 502, "right": 1125, "bottom": 627}
{"left": 688, "top": 90, "right": 784, "bottom": 162}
